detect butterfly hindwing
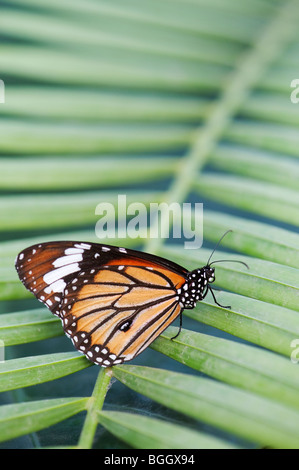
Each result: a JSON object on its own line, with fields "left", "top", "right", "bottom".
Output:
{"left": 61, "top": 262, "right": 183, "bottom": 366}
{"left": 15, "top": 241, "right": 186, "bottom": 366}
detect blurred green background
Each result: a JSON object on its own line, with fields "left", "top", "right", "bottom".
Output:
{"left": 1, "top": 0, "right": 299, "bottom": 449}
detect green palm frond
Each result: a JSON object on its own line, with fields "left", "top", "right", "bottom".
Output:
{"left": 1, "top": 0, "right": 299, "bottom": 449}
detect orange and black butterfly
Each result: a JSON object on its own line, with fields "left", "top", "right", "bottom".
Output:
{"left": 15, "top": 235, "right": 245, "bottom": 367}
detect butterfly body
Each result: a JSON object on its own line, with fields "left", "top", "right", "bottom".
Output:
{"left": 178, "top": 267, "right": 215, "bottom": 309}
{"left": 15, "top": 241, "right": 216, "bottom": 367}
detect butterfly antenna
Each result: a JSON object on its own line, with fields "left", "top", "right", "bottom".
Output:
{"left": 206, "top": 230, "right": 233, "bottom": 266}
{"left": 209, "top": 259, "right": 249, "bottom": 270}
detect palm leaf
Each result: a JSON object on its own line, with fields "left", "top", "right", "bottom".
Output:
{"left": 1, "top": 0, "right": 299, "bottom": 449}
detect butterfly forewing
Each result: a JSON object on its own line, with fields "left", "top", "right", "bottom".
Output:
{"left": 15, "top": 241, "right": 187, "bottom": 366}
{"left": 15, "top": 241, "right": 93, "bottom": 316}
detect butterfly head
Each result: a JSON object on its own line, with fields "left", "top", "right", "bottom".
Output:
{"left": 179, "top": 230, "right": 250, "bottom": 311}
{"left": 202, "top": 265, "right": 215, "bottom": 284}
{"left": 188, "top": 265, "right": 215, "bottom": 288}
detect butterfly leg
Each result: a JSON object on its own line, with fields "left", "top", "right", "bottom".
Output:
{"left": 209, "top": 286, "right": 231, "bottom": 309}
{"left": 170, "top": 312, "right": 183, "bottom": 340}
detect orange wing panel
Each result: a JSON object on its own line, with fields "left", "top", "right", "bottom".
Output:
{"left": 105, "top": 297, "right": 178, "bottom": 358}
{"left": 106, "top": 258, "right": 186, "bottom": 289}
{"left": 115, "top": 286, "right": 174, "bottom": 308}
{"left": 93, "top": 269, "right": 134, "bottom": 284}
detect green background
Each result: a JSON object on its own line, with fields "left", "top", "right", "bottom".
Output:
{"left": 0, "top": 0, "right": 299, "bottom": 449}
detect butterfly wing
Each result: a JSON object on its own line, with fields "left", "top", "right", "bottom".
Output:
{"left": 15, "top": 241, "right": 94, "bottom": 316}
{"left": 15, "top": 241, "right": 187, "bottom": 366}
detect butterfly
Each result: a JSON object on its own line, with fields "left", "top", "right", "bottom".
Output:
{"left": 15, "top": 232, "right": 246, "bottom": 367}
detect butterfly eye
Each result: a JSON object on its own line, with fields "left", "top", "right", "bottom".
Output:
{"left": 119, "top": 319, "right": 133, "bottom": 332}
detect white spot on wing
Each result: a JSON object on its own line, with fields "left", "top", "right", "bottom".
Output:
{"left": 44, "top": 279, "right": 66, "bottom": 294}
{"left": 75, "top": 243, "right": 91, "bottom": 250}
{"left": 43, "top": 264, "right": 80, "bottom": 285}
{"left": 53, "top": 253, "right": 83, "bottom": 267}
